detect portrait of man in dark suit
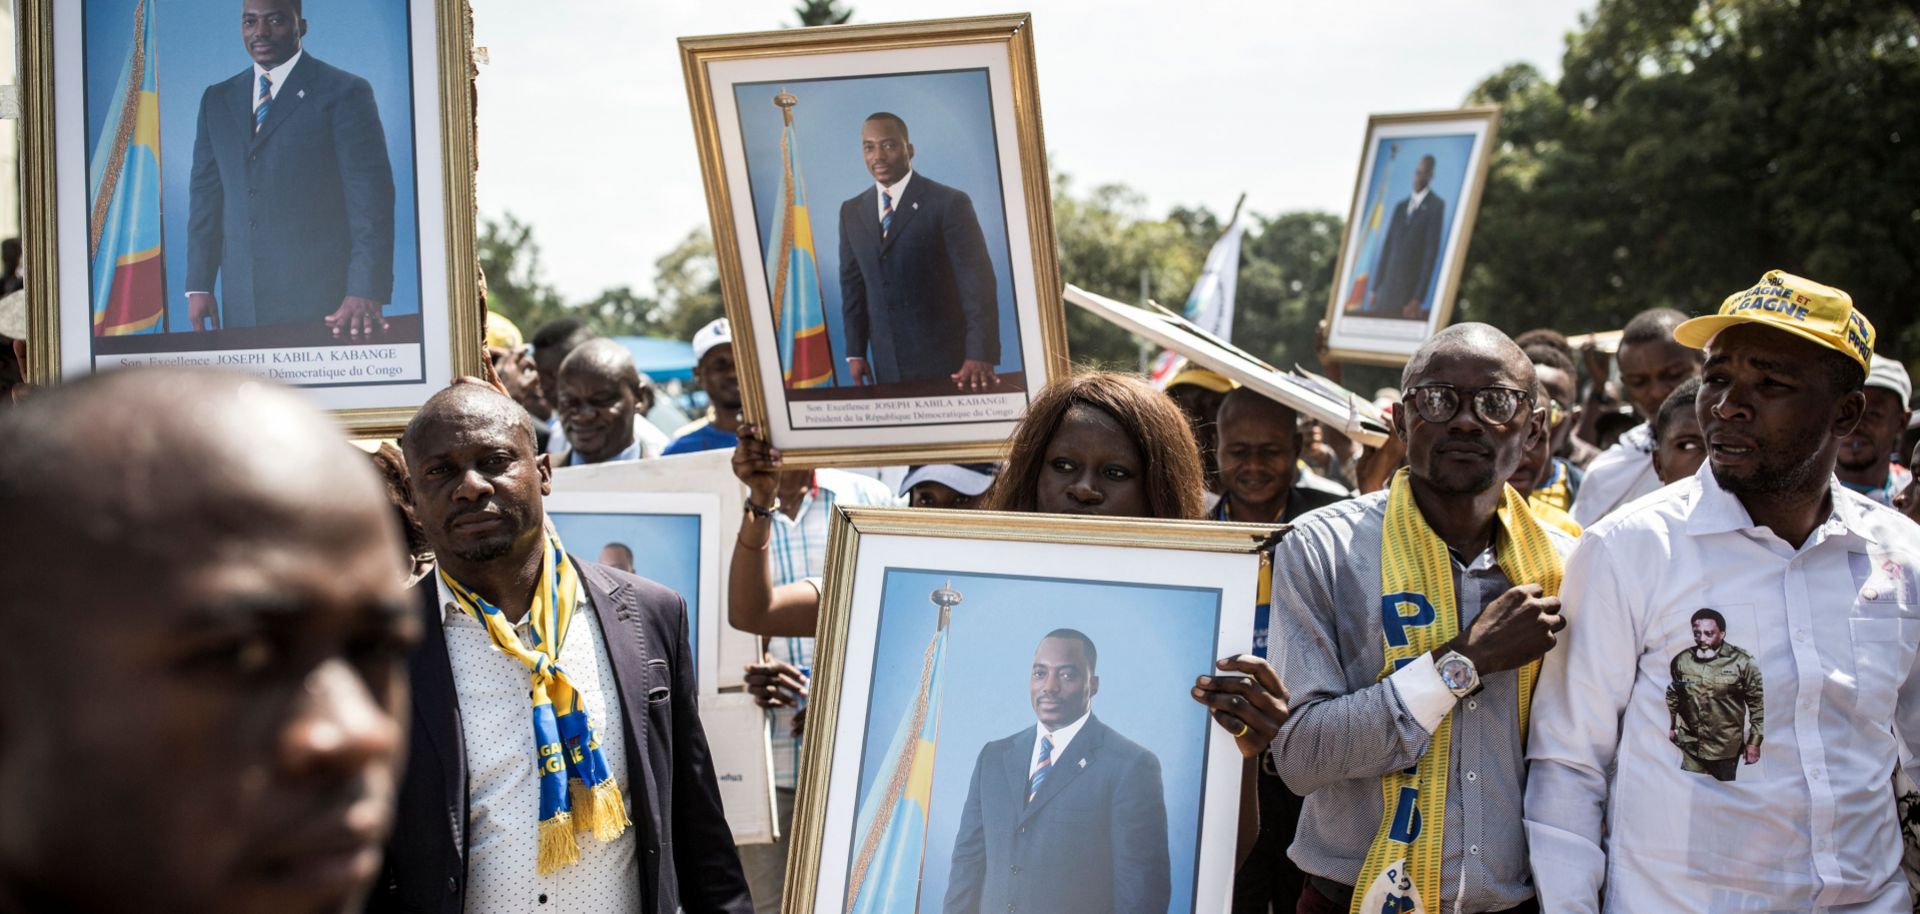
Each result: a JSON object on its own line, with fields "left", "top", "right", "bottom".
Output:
{"left": 837, "top": 112, "right": 1002, "bottom": 391}
{"left": 943, "top": 629, "right": 1171, "bottom": 914}
{"left": 186, "top": 0, "right": 396, "bottom": 336}
{"left": 1362, "top": 153, "right": 1446, "bottom": 319}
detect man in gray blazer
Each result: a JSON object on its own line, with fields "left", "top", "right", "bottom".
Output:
{"left": 186, "top": 0, "right": 395, "bottom": 335}
{"left": 944, "top": 630, "right": 1171, "bottom": 914}
{"left": 837, "top": 113, "right": 1001, "bottom": 391}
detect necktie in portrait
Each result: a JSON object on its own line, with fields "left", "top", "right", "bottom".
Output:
{"left": 255, "top": 73, "right": 272, "bottom": 133}
{"left": 881, "top": 190, "right": 894, "bottom": 240}
{"left": 1028, "top": 735, "right": 1052, "bottom": 803}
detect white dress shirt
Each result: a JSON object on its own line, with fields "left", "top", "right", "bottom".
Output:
{"left": 875, "top": 170, "right": 913, "bottom": 223}
{"left": 437, "top": 577, "right": 642, "bottom": 914}
{"left": 1526, "top": 464, "right": 1920, "bottom": 913}
{"left": 1029, "top": 710, "right": 1092, "bottom": 781}
{"left": 1571, "top": 422, "right": 1663, "bottom": 526}
{"left": 1407, "top": 186, "right": 1430, "bottom": 213}
{"left": 252, "top": 50, "right": 302, "bottom": 112}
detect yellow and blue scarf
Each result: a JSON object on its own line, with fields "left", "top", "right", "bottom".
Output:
{"left": 439, "top": 532, "right": 630, "bottom": 874}
{"left": 1352, "top": 469, "right": 1563, "bottom": 914}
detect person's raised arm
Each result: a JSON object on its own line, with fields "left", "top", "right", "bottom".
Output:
{"left": 727, "top": 424, "right": 821, "bottom": 637}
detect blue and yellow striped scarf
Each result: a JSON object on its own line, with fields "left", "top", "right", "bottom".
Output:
{"left": 439, "top": 532, "right": 630, "bottom": 874}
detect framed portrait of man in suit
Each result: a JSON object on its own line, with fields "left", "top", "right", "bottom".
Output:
{"left": 680, "top": 15, "right": 1069, "bottom": 468}
{"left": 787, "top": 507, "right": 1273, "bottom": 914}
{"left": 1324, "top": 107, "right": 1499, "bottom": 366}
{"left": 19, "top": 0, "right": 483, "bottom": 435}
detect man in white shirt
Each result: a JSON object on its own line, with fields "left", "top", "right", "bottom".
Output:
{"left": 1570, "top": 307, "right": 1703, "bottom": 526}
{"left": 553, "top": 338, "right": 669, "bottom": 465}
{"left": 1526, "top": 270, "right": 1920, "bottom": 913}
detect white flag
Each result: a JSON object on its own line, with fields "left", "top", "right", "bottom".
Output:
{"left": 1184, "top": 210, "right": 1245, "bottom": 342}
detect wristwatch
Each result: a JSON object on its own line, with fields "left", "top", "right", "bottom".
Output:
{"left": 744, "top": 498, "right": 779, "bottom": 519}
{"left": 1435, "top": 650, "right": 1481, "bottom": 699}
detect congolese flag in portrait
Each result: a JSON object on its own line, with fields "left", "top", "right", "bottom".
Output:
{"left": 845, "top": 622, "right": 950, "bottom": 914}
{"left": 88, "top": 0, "right": 169, "bottom": 336}
{"left": 1342, "top": 142, "right": 1398, "bottom": 311}
{"left": 766, "top": 90, "right": 835, "bottom": 388}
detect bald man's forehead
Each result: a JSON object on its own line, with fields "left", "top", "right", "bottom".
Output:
{"left": 404, "top": 408, "right": 534, "bottom": 459}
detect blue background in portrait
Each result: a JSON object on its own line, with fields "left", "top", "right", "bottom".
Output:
{"left": 734, "top": 71, "right": 1024, "bottom": 386}
{"left": 82, "top": 0, "right": 422, "bottom": 331}
{"left": 1354, "top": 132, "right": 1477, "bottom": 313}
{"left": 853, "top": 569, "right": 1221, "bottom": 914}
{"left": 548, "top": 512, "right": 703, "bottom": 662}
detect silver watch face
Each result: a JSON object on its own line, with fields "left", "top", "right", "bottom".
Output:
{"left": 1439, "top": 656, "right": 1474, "bottom": 691}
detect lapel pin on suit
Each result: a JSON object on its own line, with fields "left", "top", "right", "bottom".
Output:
{"left": 912, "top": 202, "right": 919, "bottom": 210}
{"left": 296, "top": 89, "right": 305, "bottom": 99}
{"left": 1078, "top": 758, "right": 1087, "bottom": 768}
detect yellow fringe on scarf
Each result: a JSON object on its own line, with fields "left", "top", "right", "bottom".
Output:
{"left": 538, "top": 813, "right": 581, "bottom": 875}
{"left": 570, "top": 778, "right": 633, "bottom": 841}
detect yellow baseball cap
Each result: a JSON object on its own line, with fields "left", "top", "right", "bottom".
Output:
{"left": 484, "top": 311, "right": 524, "bottom": 350}
{"left": 1164, "top": 366, "right": 1238, "bottom": 394}
{"left": 1672, "top": 270, "right": 1874, "bottom": 372}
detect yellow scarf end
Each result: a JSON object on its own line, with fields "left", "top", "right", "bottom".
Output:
{"left": 570, "top": 778, "right": 633, "bottom": 841}
{"left": 537, "top": 813, "right": 581, "bottom": 875}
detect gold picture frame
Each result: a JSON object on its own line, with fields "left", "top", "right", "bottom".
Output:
{"left": 680, "top": 15, "right": 1069, "bottom": 468}
{"left": 1323, "top": 106, "right": 1500, "bottom": 367}
{"left": 786, "top": 505, "right": 1278, "bottom": 914}
{"left": 19, "top": 0, "right": 483, "bottom": 437}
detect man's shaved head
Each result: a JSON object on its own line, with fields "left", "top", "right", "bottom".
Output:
{"left": 1402, "top": 323, "right": 1536, "bottom": 391}
{"left": 0, "top": 369, "right": 413, "bottom": 914}
{"left": 1217, "top": 387, "right": 1300, "bottom": 431}
{"left": 559, "top": 337, "right": 643, "bottom": 390}
{"left": 1, "top": 370, "right": 398, "bottom": 612}
{"left": 402, "top": 378, "right": 539, "bottom": 464}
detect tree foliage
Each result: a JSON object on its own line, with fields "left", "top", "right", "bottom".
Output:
{"left": 1461, "top": 0, "right": 1920, "bottom": 361}
{"left": 791, "top": 0, "right": 852, "bottom": 27}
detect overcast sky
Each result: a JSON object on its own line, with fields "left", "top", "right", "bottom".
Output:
{"left": 470, "top": 0, "right": 1595, "bottom": 302}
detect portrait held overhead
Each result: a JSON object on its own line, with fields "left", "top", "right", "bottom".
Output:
{"left": 22, "top": 0, "right": 480, "bottom": 433}
{"left": 1324, "top": 108, "right": 1498, "bottom": 366}
{"left": 680, "top": 15, "right": 1068, "bottom": 467}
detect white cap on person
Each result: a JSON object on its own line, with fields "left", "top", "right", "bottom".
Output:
{"left": 1866, "top": 354, "right": 1912, "bottom": 405}
{"left": 692, "top": 318, "right": 732, "bottom": 363}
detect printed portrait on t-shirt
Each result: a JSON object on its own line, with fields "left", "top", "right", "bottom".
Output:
{"left": 1665, "top": 607, "right": 1765, "bottom": 782}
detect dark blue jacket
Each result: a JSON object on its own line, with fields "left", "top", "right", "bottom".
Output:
{"left": 943, "top": 715, "right": 1171, "bottom": 914}
{"left": 1365, "top": 190, "right": 1446, "bottom": 315}
{"left": 367, "top": 560, "right": 751, "bottom": 914}
{"left": 837, "top": 173, "right": 999, "bottom": 384}
{"left": 186, "top": 54, "right": 395, "bottom": 328}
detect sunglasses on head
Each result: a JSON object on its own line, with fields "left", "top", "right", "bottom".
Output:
{"left": 1402, "top": 384, "right": 1536, "bottom": 426}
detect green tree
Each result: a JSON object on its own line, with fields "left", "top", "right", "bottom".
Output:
{"left": 1461, "top": 0, "right": 1920, "bottom": 362}
{"left": 647, "top": 228, "right": 726, "bottom": 342}
{"left": 1051, "top": 173, "right": 1210, "bottom": 368}
{"left": 476, "top": 212, "right": 571, "bottom": 335}
{"left": 791, "top": 0, "right": 852, "bottom": 27}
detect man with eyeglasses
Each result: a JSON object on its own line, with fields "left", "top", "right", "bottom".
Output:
{"left": 1526, "top": 271, "right": 1920, "bottom": 912}
{"left": 552, "top": 338, "right": 669, "bottom": 466}
{"left": 1272, "top": 323, "right": 1576, "bottom": 914}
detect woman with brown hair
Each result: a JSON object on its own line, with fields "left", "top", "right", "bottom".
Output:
{"left": 984, "top": 369, "right": 1207, "bottom": 519}
{"left": 732, "top": 371, "right": 1287, "bottom": 882}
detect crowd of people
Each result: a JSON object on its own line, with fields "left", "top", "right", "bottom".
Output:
{"left": 1, "top": 267, "right": 1917, "bottom": 914}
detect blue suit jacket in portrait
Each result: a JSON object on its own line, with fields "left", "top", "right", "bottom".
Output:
{"left": 837, "top": 173, "right": 1000, "bottom": 384}
{"left": 1363, "top": 189, "right": 1446, "bottom": 316}
{"left": 187, "top": 54, "right": 396, "bottom": 329}
{"left": 943, "top": 714, "right": 1172, "bottom": 914}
